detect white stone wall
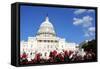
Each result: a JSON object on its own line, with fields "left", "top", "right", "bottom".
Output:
{"left": 58, "top": 38, "right": 66, "bottom": 51}
{"left": 65, "top": 43, "right": 77, "bottom": 51}
{"left": 20, "top": 41, "right": 28, "bottom": 55}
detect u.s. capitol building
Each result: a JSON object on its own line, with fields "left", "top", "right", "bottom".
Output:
{"left": 20, "top": 16, "right": 79, "bottom": 61}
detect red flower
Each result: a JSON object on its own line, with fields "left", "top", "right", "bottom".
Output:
{"left": 57, "top": 53, "right": 64, "bottom": 61}
{"left": 49, "top": 50, "right": 57, "bottom": 58}
{"left": 68, "top": 51, "right": 73, "bottom": 56}
{"left": 64, "top": 50, "right": 68, "bottom": 57}
{"left": 52, "top": 50, "right": 57, "bottom": 56}
{"left": 21, "top": 52, "right": 27, "bottom": 59}
{"left": 34, "top": 53, "right": 41, "bottom": 61}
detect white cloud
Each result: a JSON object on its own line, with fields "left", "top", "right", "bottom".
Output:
{"left": 73, "top": 18, "right": 83, "bottom": 25}
{"left": 84, "top": 27, "right": 95, "bottom": 37}
{"left": 74, "top": 9, "right": 87, "bottom": 15}
{"left": 88, "top": 9, "right": 95, "bottom": 13}
{"left": 88, "top": 27, "right": 95, "bottom": 36}
{"left": 73, "top": 16, "right": 93, "bottom": 27}
{"left": 84, "top": 32, "right": 90, "bottom": 37}
{"left": 88, "top": 27, "right": 95, "bottom": 32}
{"left": 73, "top": 9, "right": 95, "bottom": 38}
{"left": 74, "top": 9, "right": 95, "bottom": 15}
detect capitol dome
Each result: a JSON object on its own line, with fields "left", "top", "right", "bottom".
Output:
{"left": 37, "top": 16, "right": 56, "bottom": 36}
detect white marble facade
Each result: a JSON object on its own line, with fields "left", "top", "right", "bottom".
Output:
{"left": 20, "top": 16, "right": 79, "bottom": 61}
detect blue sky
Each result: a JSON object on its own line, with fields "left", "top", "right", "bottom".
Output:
{"left": 20, "top": 5, "right": 96, "bottom": 44}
